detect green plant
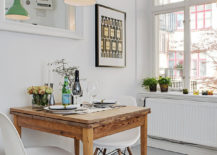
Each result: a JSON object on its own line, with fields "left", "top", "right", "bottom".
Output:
{"left": 183, "top": 89, "right": 189, "bottom": 94}
{"left": 175, "top": 64, "right": 183, "bottom": 69}
{"left": 142, "top": 78, "right": 158, "bottom": 88}
{"left": 158, "top": 77, "right": 172, "bottom": 86}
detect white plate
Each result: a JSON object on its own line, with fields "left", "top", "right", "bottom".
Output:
{"left": 44, "top": 106, "right": 87, "bottom": 114}
{"left": 48, "top": 105, "right": 79, "bottom": 110}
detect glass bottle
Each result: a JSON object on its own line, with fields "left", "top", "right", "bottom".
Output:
{"left": 62, "top": 76, "right": 71, "bottom": 106}
{"left": 72, "top": 70, "right": 82, "bottom": 105}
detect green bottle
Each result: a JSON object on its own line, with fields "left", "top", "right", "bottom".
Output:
{"left": 62, "top": 76, "right": 71, "bottom": 106}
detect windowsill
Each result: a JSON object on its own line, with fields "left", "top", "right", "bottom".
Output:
{"left": 138, "top": 91, "right": 217, "bottom": 103}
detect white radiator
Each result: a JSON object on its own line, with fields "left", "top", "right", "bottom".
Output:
{"left": 146, "top": 98, "right": 217, "bottom": 148}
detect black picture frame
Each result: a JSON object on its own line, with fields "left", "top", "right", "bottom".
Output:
{"left": 95, "top": 4, "right": 126, "bottom": 68}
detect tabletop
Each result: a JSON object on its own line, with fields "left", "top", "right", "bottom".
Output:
{"left": 10, "top": 106, "right": 151, "bottom": 127}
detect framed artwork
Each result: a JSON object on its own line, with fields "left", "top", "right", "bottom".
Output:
{"left": 95, "top": 4, "right": 126, "bottom": 68}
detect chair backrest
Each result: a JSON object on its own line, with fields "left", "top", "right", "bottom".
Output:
{"left": 117, "top": 96, "right": 137, "bottom": 106}
{"left": 0, "top": 113, "right": 26, "bottom": 155}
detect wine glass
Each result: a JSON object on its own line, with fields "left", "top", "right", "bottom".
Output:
{"left": 86, "top": 82, "right": 98, "bottom": 104}
{"left": 72, "top": 83, "right": 82, "bottom": 106}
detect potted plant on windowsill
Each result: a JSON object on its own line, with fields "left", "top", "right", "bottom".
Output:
{"left": 142, "top": 78, "right": 158, "bottom": 92}
{"left": 158, "top": 77, "right": 171, "bottom": 92}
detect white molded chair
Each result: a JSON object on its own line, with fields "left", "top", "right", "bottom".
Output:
{"left": 94, "top": 96, "right": 140, "bottom": 155}
{"left": 0, "top": 113, "right": 72, "bottom": 155}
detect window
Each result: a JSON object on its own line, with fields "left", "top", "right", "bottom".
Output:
{"left": 190, "top": 4, "right": 212, "bottom": 30}
{"left": 154, "top": 1, "right": 217, "bottom": 92}
{"left": 190, "top": 3, "right": 216, "bottom": 91}
{"left": 155, "top": 0, "right": 183, "bottom": 6}
{"left": 156, "top": 11, "right": 184, "bottom": 89}
{"left": 191, "top": 53, "right": 206, "bottom": 78}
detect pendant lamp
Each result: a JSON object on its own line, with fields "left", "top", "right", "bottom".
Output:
{"left": 64, "top": 0, "right": 96, "bottom": 6}
{"left": 6, "top": 0, "right": 29, "bottom": 20}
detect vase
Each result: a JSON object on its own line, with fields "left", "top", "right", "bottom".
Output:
{"left": 149, "top": 84, "right": 157, "bottom": 92}
{"left": 160, "top": 84, "right": 168, "bottom": 92}
{"left": 183, "top": 89, "right": 189, "bottom": 94}
{"left": 32, "top": 94, "right": 49, "bottom": 109}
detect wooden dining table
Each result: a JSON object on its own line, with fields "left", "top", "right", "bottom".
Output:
{"left": 10, "top": 106, "right": 151, "bottom": 155}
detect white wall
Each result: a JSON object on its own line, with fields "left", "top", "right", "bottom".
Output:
{"left": 136, "top": 0, "right": 152, "bottom": 79}
{"left": 136, "top": 0, "right": 152, "bottom": 93}
{"left": 0, "top": 0, "right": 150, "bottom": 154}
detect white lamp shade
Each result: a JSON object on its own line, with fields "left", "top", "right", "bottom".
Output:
{"left": 64, "top": 0, "right": 96, "bottom": 6}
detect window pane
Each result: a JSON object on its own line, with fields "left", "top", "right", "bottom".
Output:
{"left": 197, "top": 12, "right": 204, "bottom": 29}
{"left": 169, "top": 61, "right": 175, "bottom": 68}
{"left": 190, "top": 4, "right": 212, "bottom": 30}
{"left": 191, "top": 13, "right": 196, "bottom": 29}
{"left": 169, "top": 52, "right": 175, "bottom": 59}
{"left": 156, "top": 11, "right": 184, "bottom": 90}
{"left": 190, "top": 3, "right": 217, "bottom": 92}
{"left": 205, "top": 4, "right": 212, "bottom": 10}
{"left": 155, "top": 0, "right": 183, "bottom": 6}
{"left": 205, "top": 12, "right": 212, "bottom": 28}
{"left": 200, "top": 61, "right": 206, "bottom": 77}
{"left": 197, "top": 5, "right": 204, "bottom": 12}
{"left": 191, "top": 6, "right": 196, "bottom": 12}
{"left": 177, "top": 13, "right": 184, "bottom": 30}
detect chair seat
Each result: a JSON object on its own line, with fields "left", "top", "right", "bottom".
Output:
{"left": 94, "top": 128, "right": 140, "bottom": 149}
{"left": 25, "top": 146, "right": 72, "bottom": 155}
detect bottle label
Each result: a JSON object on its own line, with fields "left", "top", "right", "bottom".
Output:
{"left": 62, "top": 94, "right": 71, "bottom": 105}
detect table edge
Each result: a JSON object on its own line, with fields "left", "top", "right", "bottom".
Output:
{"left": 10, "top": 107, "right": 151, "bottom": 126}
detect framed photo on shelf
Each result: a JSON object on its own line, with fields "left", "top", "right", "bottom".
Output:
{"left": 95, "top": 4, "right": 126, "bottom": 68}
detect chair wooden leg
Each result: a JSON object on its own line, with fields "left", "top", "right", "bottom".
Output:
{"left": 94, "top": 148, "right": 99, "bottom": 155}
{"left": 74, "top": 139, "right": 80, "bottom": 155}
{"left": 127, "top": 147, "right": 133, "bottom": 155}
{"left": 103, "top": 148, "right": 107, "bottom": 155}
{"left": 117, "top": 149, "right": 122, "bottom": 155}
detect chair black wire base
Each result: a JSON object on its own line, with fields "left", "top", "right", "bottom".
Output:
{"left": 97, "top": 148, "right": 128, "bottom": 155}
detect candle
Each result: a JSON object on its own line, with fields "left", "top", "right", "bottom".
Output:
{"left": 50, "top": 64, "right": 54, "bottom": 86}
{"left": 43, "top": 63, "right": 49, "bottom": 86}
{"left": 48, "top": 63, "right": 51, "bottom": 86}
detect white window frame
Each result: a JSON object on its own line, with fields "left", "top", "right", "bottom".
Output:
{"left": 151, "top": 0, "right": 217, "bottom": 90}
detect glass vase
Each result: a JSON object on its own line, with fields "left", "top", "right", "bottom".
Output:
{"left": 32, "top": 94, "right": 49, "bottom": 109}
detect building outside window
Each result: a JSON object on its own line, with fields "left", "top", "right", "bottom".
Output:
{"left": 154, "top": 0, "right": 217, "bottom": 91}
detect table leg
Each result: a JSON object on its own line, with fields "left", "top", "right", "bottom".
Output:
{"left": 82, "top": 128, "right": 93, "bottom": 155}
{"left": 74, "top": 138, "right": 80, "bottom": 155}
{"left": 141, "top": 115, "right": 148, "bottom": 155}
{"left": 14, "top": 115, "right": 21, "bottom": 137}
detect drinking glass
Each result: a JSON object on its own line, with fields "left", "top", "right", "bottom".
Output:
{"left": 72, "top": 85, "right": 82, "bottom": 105}
{"left": 86, "top": 82, "right": 98, "bottom": 104}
